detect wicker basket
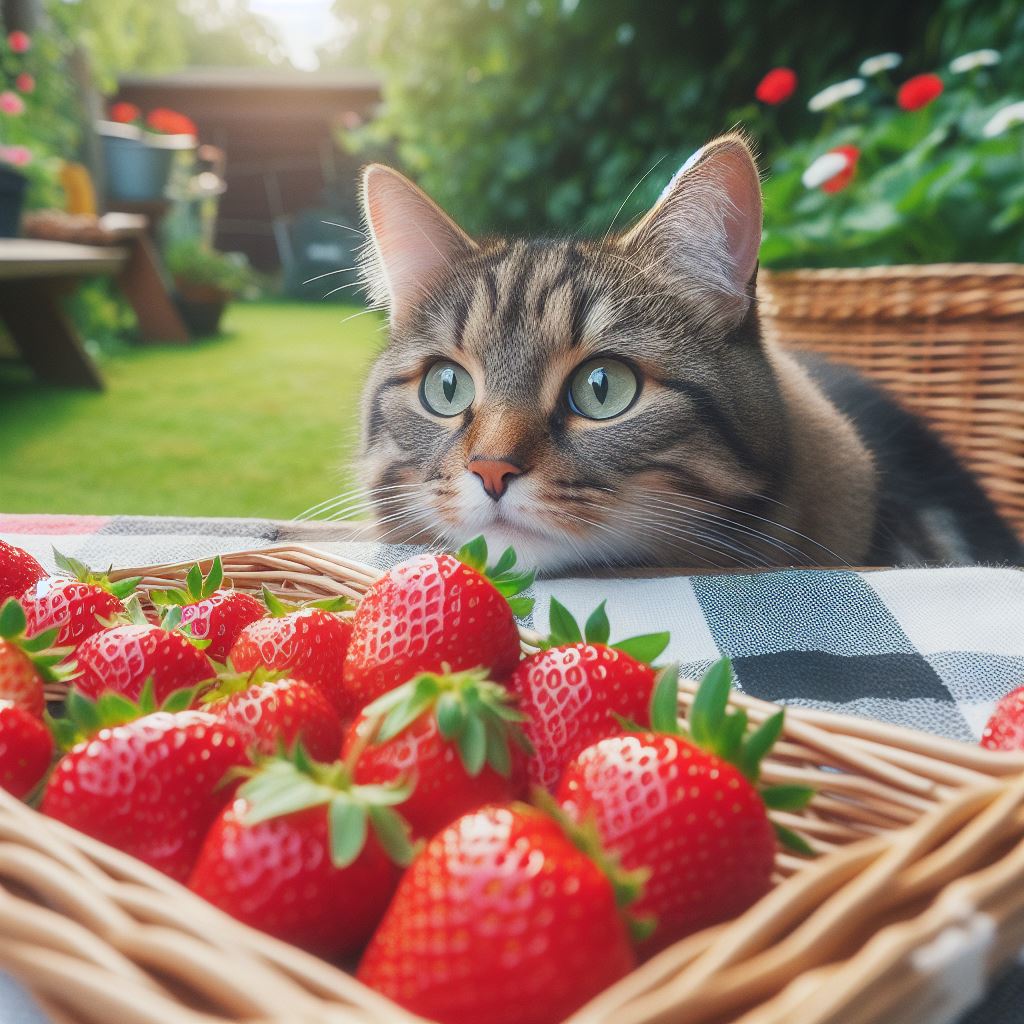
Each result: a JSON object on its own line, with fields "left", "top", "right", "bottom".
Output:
{"left": 760, "top": 264, "right": 1024, "bottom": 533}
{"left": 8, "top": 544, "right": 1024, "bottom": 1024}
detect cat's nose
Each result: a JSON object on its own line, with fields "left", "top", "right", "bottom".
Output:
{"left": 468, "top": 458, "right": 523, "bottom": 501}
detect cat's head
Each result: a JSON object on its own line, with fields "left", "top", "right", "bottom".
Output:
{"left": 356, "top": 133, "right": 790, "bottom": 571}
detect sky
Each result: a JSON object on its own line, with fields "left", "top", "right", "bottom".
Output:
{"left": 245, "top": 0, "right": 349, "bottom": 70}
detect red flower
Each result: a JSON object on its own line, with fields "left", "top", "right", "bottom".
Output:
{"left": 7, "top": 31, "right": 30, "bottom": 54}
{"left": 15, "top": 72, "right": 33, "bottom": 94}
{"left": 145, "top": 107, "right": 197, "bottom": 137}
{"left": 755, "top": 67, "right": 797, "bottom": 105}
{"left": 897, "top": 73, "right": 943, "bottom": 112}
{"left": 110, "top": 102, "right": 140, "bottom": 124}
{"left": 821, "top": 144, "right": 861, "bottom": 193}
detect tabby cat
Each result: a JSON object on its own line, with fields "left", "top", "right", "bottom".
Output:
{"left": 354, "top": 134, "right": 1022, "bottom": 571}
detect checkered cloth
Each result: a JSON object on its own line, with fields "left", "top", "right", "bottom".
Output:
{"left": 2, "top": 512, "right": 1023, "bottom": 1023}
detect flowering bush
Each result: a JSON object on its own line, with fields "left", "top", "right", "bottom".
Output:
{"left": 144, "top": 107, "right": 197, "bottom": 138}
{"left": 0, "top": 29, "right": 35, "bottom": 171}
{"left": 754, "top": 48, "right": 1024, "bottom": 266}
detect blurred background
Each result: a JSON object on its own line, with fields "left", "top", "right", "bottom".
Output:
{"left": 0, "top": 0, "right": 1021, "bottom": 522}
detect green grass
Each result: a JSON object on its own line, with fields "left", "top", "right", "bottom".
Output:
{"left": 0, "top": 300, "right": 383, "bottom": 519}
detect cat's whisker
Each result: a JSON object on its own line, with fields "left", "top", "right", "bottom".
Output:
{"left": 320, "top": 220, "right": 366, "bottom": 238}
{"left": 296, "top": 484, "right": 422, "bottom": 522}
{"left": 302, "top": 266, "right": 357, "bottom": 286}
{"left": 322, "top": 280, "right": 364, "bottom": 299}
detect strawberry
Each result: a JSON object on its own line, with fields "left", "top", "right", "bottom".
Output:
{"left": 188, "top": 750, "right": 413, "bottom": 957}
{"left": 342, "top": 537, "right": 533, "bottom": 715}
{"left": 0, "top": 539, "right": 45, "bottom": 604}
{"left": 557, "top": 660, "right": 814, "bottom": 953}
{"left": 357, "top": 803, "right": 638, "bottom": 1024}
{"left": 228, "top": 588, "right": 352, "bottom": 714}
{"left": 0, "top": 701, "right": 54, "bottom": 798}
{"left": 0, "top": 598, "right": 75, "bottom": 718}
{"left": 72, "top": 621, "right": 216, "bottom": 705}
{"left": 42, "top": 707, "right": 250, "bottom": 880}
{"left": 507, "top": 599, "right": 669, "bottom": 790}
{"left": 151, "top": 557, "right": 265, "bottom": 662}
{"left": 981, "top": 685, "right": 1024, "bottom": 750}
{"left": 202, "top": 668, "right": 344, "bottom": 761}
{"left": 19, "top": 551, "right": 140, "bottom": 649}
{"left": 343, "top": 667, "right": 531, "bottom": 839}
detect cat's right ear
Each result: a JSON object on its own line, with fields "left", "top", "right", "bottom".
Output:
{"left": 360, "top": 165, "right": 477, "bottom": 329}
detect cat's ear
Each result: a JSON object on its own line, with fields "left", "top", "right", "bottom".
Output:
{"left": 360, "top": 164, "right": 477, "bottom": 328}
{"left": 619, "top": 133, "right": 762, "bottom": 322}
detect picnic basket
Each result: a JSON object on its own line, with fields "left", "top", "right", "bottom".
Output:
{"left": 6, "top": 543, "right": 1024, "bottom": 1024}
{"left": 760, "top": 263, "right": 1024, "bottom": 533}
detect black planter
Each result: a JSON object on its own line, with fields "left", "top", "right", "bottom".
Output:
{"left": 173, "top": 290, "right": 229, "bottom": 337}
{"left": 0, "top": 165, "right": 27, "bottom": 237}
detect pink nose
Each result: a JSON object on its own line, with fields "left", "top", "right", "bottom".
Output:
{"left": 469, "top": 459, "right": 522, "bottom": 500}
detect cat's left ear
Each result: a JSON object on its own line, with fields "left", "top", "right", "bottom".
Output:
{"left": 360, "top": 165, "right": 478, "bottom": 329}
{"left": 619, "top": 133, "right": 762, "bottom": 322}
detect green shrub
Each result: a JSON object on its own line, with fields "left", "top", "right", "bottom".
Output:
{"left": 165, "top": 238, "right": 260, "bottom": 295}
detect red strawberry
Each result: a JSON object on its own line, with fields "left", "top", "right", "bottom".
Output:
{"left": 0, "top": 598, "right": 75, "bottom": 718}
{"left": 343, "top": 667, "right": 531, "bottom": 839}
{"left": 507, "top": 599, "right": 668, "bottom": 790}
{"left": 358, "top": 803, "right": 637, "bottom": 1024}
{"left": 20, "top": 551, "right": 140, "bottom": 649}
{"left": 981, "top": 685, "right": 1024, "bottom": 750}
{"left": 203, "top": 668, "right": 344, "bottom": 760}
{"left": 188, "top": 752, "right": 413, "bottom": 957}
{"left": 0, "top": 539, "right": 45, "bottom": 604}
{"left": 343, "top": 538, "right": 532, "bottom": 715}
{"left": 42, "top": 709, "right": 250, "bottom": 880}
{"left": 0, "top": 701, "right": 54, "bottom": 798}
{"left": 228, "top": 588, "right": 352, "bottom": 714}
{"left": 557, "top": 661, "right": 813, "bottom": 952}
{"left": 73, "top": 623, "right": 215, "bottom": 704}
{"left": 151, "top": 557, "right": 265, "bottom": 662}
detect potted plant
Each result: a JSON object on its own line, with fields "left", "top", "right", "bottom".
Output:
{"left": 98, "top": 104, "right": 197, "bottom": 203}
{"left": 165, "top": 237, "right": 257, "bottom": 336}
{"left": 0, "top": 26, "right": 34, "bottom": 235}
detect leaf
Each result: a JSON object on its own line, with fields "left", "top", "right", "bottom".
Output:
{"left": 688, "top": 659, "right": 731, "bottom": 748}
{"left": 436, "top": 691, "right": 465, "bottom": 740}
{"left": 368, "top": 805, "right": 417, "bottom": 867}
{"left": 203, "top": 556, "right": 224, "bottom": 598}
{"left": 95, "top": 692, "right": 141, "bottom": 728}
{"left": 456, "top": 535, "right": 488, "bottom": 573}
{"left": 160, "top": 687, "right": 197, "bottom": 713}
{"left": 611, "top": 632, "right": 670, "bottom": 664}
{"left": 378, "top": 685, "right": 436, "bottom": 742}
{"left": 108, "top": 577, "right": 142, "bottom": 600}
{"left": 547, "top": 597, "right": 582, "bottom": 645}
{"left": 506, "top": 596, "right": 535, "bottom": 619}
{"left": 261, "top": 585, "right": 288, "bottom": 617}
{"left": 761, "top": 785, "right": 815, "bottom": 811}
{"left": 161, "top": 605, "right": 183, "bottom": 632}
{"left": 0, "top": 598, "right": 26, "bottom": 639}
{"left": 185, "top": 563, "right": 203, "bottom": 599}
{"left": 66, "top": 689, "right": 100, "bottom": 736}
{"left": 457, "top": 712, "right": 487, "bottom": 776}
{"left": 583, "top": 601, "right": 610, "bottom": 645}
{"left": 483, "top": 718, "right": 512, "bottom": 777}
{"left": 773, "top": 821, "right": 816, "bottom": 857}
{"left": 328, "top": 796, "right": 368, "bottom": 868}
{"left": 739, "top": 711, "right": 785, "bottom": 783}
{"left": 489, "top": 569, "right": 536, "bottom": 599}
{"left": 611, "top": 711, "right": 645, "bottom": 732}
{"left": 649, "top": 664, "right": 680, "bottom": 733}
{"left": 491, "top": 546, "right": 517, "bottom": 577}
{"left": 53, "top": 549, "right": 90, "bottom": 580}
{"left": 716, "top": 707, "right": 748, "bottom": 763}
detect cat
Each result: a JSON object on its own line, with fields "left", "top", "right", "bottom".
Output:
{"left": 352, "top": 133, "right": 1023, "bottom": 572}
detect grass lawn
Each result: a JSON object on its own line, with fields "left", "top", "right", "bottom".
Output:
{"left": 0, "top": 300, "right": 382, "bottom": 519}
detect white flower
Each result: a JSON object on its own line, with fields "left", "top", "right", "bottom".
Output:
{"left": 802, "top": 151, "right": 851, "bottom": 189}
{"left": 859, "top": 52, "right": 902, "bottom": 76}
{"left": 950, "top": 49, "right": 1001, "bottom": 74}
{"left": 808, "top": 78, "right": 866, "bottom": 112}
{"left": 982, "top": 101, "right": 1024, "bottom": 138}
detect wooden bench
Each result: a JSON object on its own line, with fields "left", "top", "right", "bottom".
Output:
{"left": 0, "top": 238, "right": 128, "bottom": 390}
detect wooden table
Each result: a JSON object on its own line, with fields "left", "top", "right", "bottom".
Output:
{"left": 0, "top": 238, "right": 128, "bottom": 390}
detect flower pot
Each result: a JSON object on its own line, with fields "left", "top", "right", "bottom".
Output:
{"left": 173, "top": 279, "right": 231, "bottom": 336}
{"left": 0, "top": 164, "right": 28, "bottom": 237}
{"left": 98, "top": 121, "right": 195, "bottom": 203}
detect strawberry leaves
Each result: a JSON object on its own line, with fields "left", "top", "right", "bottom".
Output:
{"left": 650, "top": 658, "right": 816, "bottom": 856}
{"left": 362, "top": 667, "right": 533, "bottom": 779}
{"left": 542, "top": 597, "right": 670, "bottom": 664}
{"left": 151, "top": 555, "right": 226, "bottom": 609}
{"left": 456, "top": 536, "right": 535, "bottom": 618}
{"left": 239, "top": 748, "right": 417, "bottom": 869}
{"left": 52, "top": 549, "right": 140, "bottom": 601}
{"left": 0, "top": 597, "right": 76, "bottom": 684}
{"left": 259, "top": 584, "right": 353, "bottom": 618}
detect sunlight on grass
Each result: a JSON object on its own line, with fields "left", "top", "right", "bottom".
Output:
{"left": 0, "top": 300, "right": 383, "bottom": 519}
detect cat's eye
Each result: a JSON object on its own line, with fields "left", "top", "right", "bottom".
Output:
{"left": 420, "top": 360, "right": 475, "bottom": 417}
{"left": 567, "top": 358, "right": 639, "bottom": 420}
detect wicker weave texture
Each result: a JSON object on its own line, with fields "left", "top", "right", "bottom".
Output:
{"left": 10, "top": 545, "right": 1023, "bottom": 1024}
{"left": 760, "top": 264, "right": 1024, "bottom": 532}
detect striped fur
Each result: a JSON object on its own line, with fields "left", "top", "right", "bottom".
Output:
{"left": 353, "top": 136, "right": 1021, "bottom": 571}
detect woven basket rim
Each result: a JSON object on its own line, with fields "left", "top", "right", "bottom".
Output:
{"left": 760, "top": 262, "right": 1024, "bottom": 283}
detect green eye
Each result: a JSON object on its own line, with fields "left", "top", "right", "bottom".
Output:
{"left": 567, "top": 358, "right": 639, "bottom": 420}
{"left": 421, "top": 360, "right": 475, "bottom": 416}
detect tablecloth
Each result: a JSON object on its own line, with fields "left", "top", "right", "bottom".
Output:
{"left": 2, "top": 512, "right": 1023, "bottom": 1023}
